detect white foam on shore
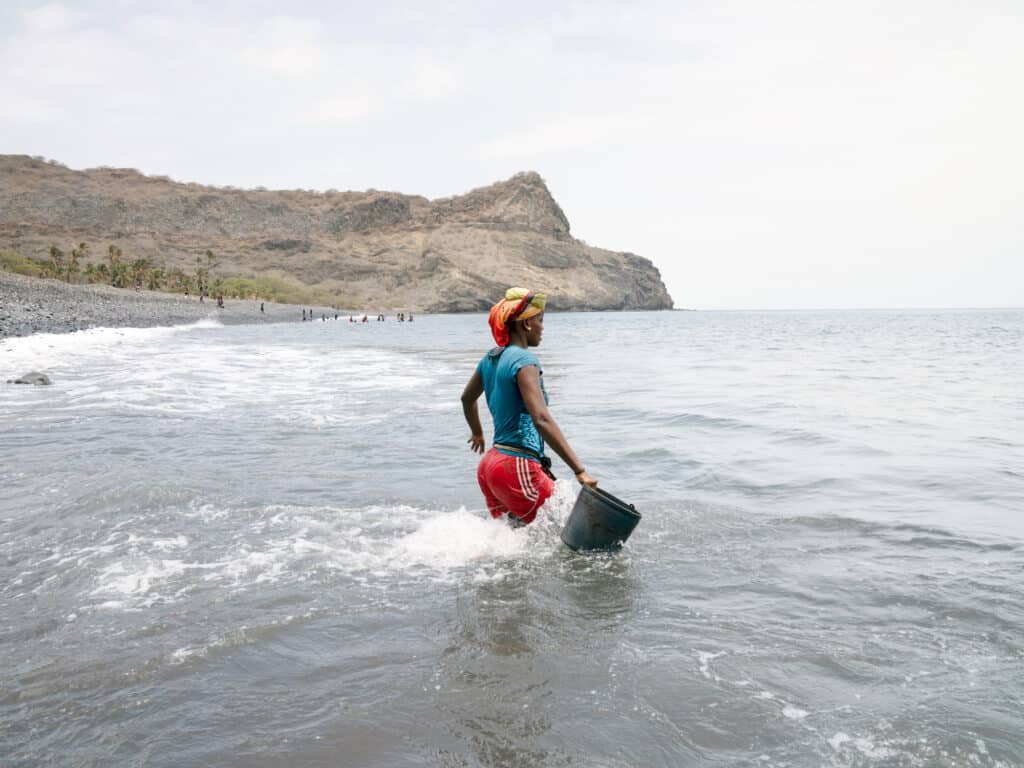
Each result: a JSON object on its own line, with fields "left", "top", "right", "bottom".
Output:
{"left": 2, "top": 319, "right": 431, "bottom": 423}
{"left": 1, "top": 319, "right": 222, "bottom": 375}
{"left": 84, "top": 481, "right": 579, "bottom": 610}
{"left": 4, "top": 319, "right": 584, "bottom": 611}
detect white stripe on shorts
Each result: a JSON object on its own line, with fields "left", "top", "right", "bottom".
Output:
{"left": 516, "top": 457, "right": 538, "bottom": 501}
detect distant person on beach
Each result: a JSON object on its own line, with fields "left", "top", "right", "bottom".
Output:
{"left": 260, "top": 302, "right": 264, "bottom": 313}
{"left": 461, "top": 287, "right": 597, "bottom": 526}
{"left": 408, "top": 313, "right": 414, "bottom": 322}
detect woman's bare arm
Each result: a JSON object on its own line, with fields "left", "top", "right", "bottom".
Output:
{"left": 516, "top": 365, "right": 597, "bottom": 487}
{"left": 461, "top": 368, "right": 486, "bottom": 453}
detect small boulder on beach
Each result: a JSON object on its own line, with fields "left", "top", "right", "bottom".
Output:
{"left": 7, "top": 371, "right": 52, "bottom": 385}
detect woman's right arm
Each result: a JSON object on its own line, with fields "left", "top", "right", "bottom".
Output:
{"left": 516, "top": 365, "right": 597, "bottom": 487}
{"left": 461, "top": 368, "right": 486, "bottom": 454}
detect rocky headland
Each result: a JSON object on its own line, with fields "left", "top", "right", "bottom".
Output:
{"left": 0, "top": 155, "right": 673, "bottom": 314}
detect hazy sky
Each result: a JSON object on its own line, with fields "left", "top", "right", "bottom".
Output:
{"left": 2, "top": 1, "right": 1021, "bottom": 308}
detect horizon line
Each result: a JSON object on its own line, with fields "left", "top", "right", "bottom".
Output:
{"left": 671, "top": 306, "right": 1024, "bottom": 312}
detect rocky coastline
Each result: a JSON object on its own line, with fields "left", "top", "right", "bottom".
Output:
{"left": 0, "top": 271, "right": 338, "bottom": 340}
{"left": 0, "top": 157, "right": 674, "bottom": 312}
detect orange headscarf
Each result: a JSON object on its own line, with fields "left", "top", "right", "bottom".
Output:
{"left": 488, "top": 287, "right": 546, "bottom": 347}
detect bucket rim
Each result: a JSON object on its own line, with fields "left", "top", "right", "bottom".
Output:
{"left": 581, "top": 484, "right": 641, "bottom": 519}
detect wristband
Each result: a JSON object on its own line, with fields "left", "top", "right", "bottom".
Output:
{"left": 574, "top": 467, "right": 586, "bottom": 476}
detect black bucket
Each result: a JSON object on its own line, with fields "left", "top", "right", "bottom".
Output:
{"left": 561, "top": 485, "right": 641, "bottom": 552}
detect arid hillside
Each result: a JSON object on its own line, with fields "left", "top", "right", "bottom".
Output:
{"left": 0, "top": 155, "right": 673, "bottom": 312}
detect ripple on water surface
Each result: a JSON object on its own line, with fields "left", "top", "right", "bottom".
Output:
{"left": 2, "top": 311, "right": 1023, "bottom": 766}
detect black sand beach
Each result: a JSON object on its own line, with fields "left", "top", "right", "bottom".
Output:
{"left": 0, "top": 272, "right": 345, "bottom": 339}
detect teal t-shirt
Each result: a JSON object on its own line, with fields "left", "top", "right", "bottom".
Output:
{"left": 477, "top": 345, "right": 549, "bottom": 458}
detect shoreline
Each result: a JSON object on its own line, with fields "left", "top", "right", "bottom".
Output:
{"left": 0, "top": 271, "right": 349, "bottom": 339}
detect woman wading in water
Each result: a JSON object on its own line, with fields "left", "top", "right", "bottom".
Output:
{"left": 461, "top": 288, "right": 597, "bottom": 526}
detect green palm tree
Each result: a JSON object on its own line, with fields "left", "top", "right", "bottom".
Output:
{"left": 195, "top": 257, "right": 209, "bottom": 295}
{"left": 129, "top": 258, "right": 150, "bottom": 288}
{"left": 111, "top": 262, "right": 129, "bottom": 288}
{"left": 48, "top": 245, "right": 65, "bottom": 279}
{"left": 107, "top": 244, "right": 122, "bottom": 271}
{"left": 147, "top": 267, "right": 164, "bottom": 291}
{"left": 68, "top": 242, "right": 87, "bottom": 284}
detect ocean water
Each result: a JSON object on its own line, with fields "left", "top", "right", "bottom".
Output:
{"left": 1, "top": 309, "right": 1022, "bottom": 767}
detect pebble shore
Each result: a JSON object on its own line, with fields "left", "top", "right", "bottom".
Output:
{"left": 0, "top": 272, "right": 341, "bottom": 339}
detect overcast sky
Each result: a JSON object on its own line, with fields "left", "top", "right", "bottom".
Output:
{"left": 2, "top": 1, "right": 1021, "bottom": 309}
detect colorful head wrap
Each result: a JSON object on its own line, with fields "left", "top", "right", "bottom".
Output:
{"left": 488, "top": 287, "right": 546, "bottom": 347}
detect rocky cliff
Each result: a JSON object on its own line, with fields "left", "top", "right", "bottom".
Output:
{"left": 0, "top": 155, "right": 673, "bottom": 312}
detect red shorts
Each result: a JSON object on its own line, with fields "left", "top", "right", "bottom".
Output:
{"left": 477, "top": 447, "right": 554, "bottom": 525}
